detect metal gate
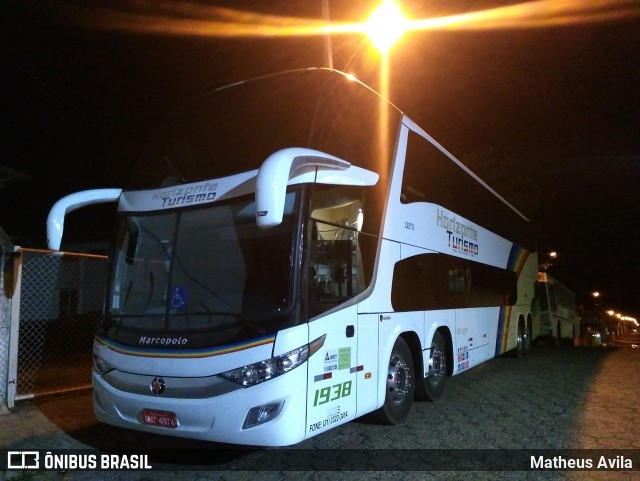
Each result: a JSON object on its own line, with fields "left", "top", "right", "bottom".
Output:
{"left": 10, "top": 248, "right": 107, "bottom": 402}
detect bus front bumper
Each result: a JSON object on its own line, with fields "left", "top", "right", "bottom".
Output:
{"left": 91, "top": 367, "right": 307, "bottom": 446}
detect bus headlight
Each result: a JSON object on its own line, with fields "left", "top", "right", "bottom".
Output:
{"left": 220, "top": 335, "right": 325, "bottom": 387}
{"left": 93, "top": 352, "right": 115, "bottom": 375}
{"left": 93, "top": 342, "right": 115, "bottom": 375}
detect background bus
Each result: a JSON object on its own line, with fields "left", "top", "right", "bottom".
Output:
{"left": 535, "top": 272, "right": 580, "bottom": 343}
{"left": 48, "top": 68, "right": 538, "bottom": 446}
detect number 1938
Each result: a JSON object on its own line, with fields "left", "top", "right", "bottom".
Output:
{"left": 313, "top": 380, "right": 352, "bottom": 406}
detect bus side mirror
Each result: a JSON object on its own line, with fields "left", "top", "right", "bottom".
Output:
{"left": 47, "top": 188, "right": 122, "bottom": 251}
{"left": 255, "top": 148, "right": 351, "bottom": 229}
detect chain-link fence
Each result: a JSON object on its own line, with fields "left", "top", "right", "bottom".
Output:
{"left": 14, "top": 249, "right": 107, "bottom": 400}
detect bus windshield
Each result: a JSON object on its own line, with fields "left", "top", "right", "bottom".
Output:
{"left": 102, "top": 191, "right": 300, "bottom": 349}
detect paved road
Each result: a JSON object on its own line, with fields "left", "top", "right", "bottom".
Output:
{"left": 2, "top": 337, "right": 639, "bottom": 481}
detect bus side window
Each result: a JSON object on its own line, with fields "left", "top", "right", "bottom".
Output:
{"left": 309, "top": 224, "right": 358, "bottom": 317}
{"left": 309, "top": 185, "right": 374, "bottom": 317}
{"left": 392, "top": 253, "right": 517, "bottom": 312}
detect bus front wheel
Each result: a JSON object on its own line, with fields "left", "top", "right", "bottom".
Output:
{"left": 376, "top": 337, "right": 415, "bottom": 425}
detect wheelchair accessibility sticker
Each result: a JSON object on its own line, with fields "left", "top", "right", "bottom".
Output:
{"left": 171, "top": 286, "right": 188, "bottom": 310}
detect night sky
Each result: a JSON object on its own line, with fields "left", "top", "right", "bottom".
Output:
{"left": 2, "top": 0, "right": 639, "bottom": 315}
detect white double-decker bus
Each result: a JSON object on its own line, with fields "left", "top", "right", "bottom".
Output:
{"left": 47, "top": 68, "right": 538, "bottom": 446}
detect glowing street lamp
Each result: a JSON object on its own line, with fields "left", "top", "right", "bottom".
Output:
{"left": 364, "top": 0, "right": 410, "bottom": 54}
{"left": 539, "top": 250, "right": 557, "bottom": 271}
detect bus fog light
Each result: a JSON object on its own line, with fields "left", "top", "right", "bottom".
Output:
{"left": 243, "top": 401, "right": 284, "bottom": 429}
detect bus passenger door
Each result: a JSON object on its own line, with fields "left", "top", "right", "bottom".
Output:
{"left": 306, "top": 308, "right": 358, "bottom": 437}
{"left": 305, "top": 233, "right": 358, "bottom": 437}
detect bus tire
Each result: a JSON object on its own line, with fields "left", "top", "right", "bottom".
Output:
{"left": 376, "top": 337, "right": 415, "bottom": 425}
{"left": 515, "top": 318, "right": 526, "bottom": 358}
{"left": 525, "top": 318, "right": 533, "bottom": 354}
{"left": 416, "top": 331, "right": 447, "bottom": 401}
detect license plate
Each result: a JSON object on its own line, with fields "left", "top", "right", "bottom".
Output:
{"left": 142, "top": 409, "right": 178, "bottom": 429}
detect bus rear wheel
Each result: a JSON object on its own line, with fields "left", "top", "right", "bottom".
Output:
{"left": 515, "top": 318, "right": 526, "bottom": 358}
{"left": 418, "top": 331, "right": 447, "bottom": 401}
{"left": 376, "top": 337, "right": 415, "bottom": 425}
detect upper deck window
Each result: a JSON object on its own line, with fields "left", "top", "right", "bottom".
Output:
{"left": 401, "top": 130, "right": 533, "bottom": 251}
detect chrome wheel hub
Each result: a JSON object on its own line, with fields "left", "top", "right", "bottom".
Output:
{"left": 387, "top": 355, "right": 411, "bottom": 404}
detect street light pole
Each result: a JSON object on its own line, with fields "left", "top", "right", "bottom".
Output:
{"left": 322, "top": 0, "right": 334, "bottom": 69}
